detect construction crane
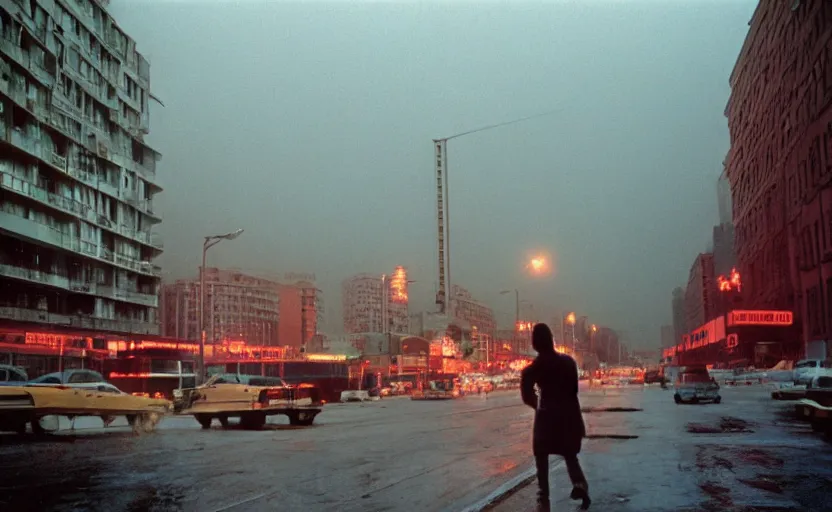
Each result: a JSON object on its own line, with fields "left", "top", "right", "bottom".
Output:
{"left": 433, "top": 110, "right": 560, "bottom": 315}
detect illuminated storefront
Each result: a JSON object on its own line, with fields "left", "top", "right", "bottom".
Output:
{"left": 662, "top": 309, "right": 799, "bottom": 367}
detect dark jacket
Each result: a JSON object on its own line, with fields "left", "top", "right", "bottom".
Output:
{"left": 521, "top": 352, "right": 586, "bottom": 456}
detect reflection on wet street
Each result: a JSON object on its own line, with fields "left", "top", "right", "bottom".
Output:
{"left": 490, "top": 386, "right": 832, "bottom": 512}
{"left": 1, "top": 391, "right": 538, "bottom": 512}
{"left": 3, "top": 387, "right": 830, "bottom": 512}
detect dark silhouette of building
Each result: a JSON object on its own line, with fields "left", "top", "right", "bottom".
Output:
{"left": 725, "top": 1, "right": 831, "bottom": 351}
{"left": 672, "top": 287, "right": 686, "bottom": 345}
{"left": 685, "top": 253, "right": 716, "bottom": 331}
{"left": 660, "top": 325, "right": 674, "bottom": 349}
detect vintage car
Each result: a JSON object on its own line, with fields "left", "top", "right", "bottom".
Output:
{"left": 0, "top": 384, "right": 170, "bottom": 435}
{"left": 674, "top": 366, "right": 721, "bottom": 404}
{"left": 177, "top": 373, "right": 323, "bottom": 429}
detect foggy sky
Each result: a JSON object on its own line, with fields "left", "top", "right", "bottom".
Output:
{"left": 110, "top": 0, "right": 756, "bottom": 346}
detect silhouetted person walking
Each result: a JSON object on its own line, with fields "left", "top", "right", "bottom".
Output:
{"left": 521, "top": 323, "right": 591, "bottom": 510}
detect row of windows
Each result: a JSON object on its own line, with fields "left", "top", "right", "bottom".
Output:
{"left": 728, "top": 2, "right": 832, "bottom": 222}
{"left": 796, "top": 211, "right": 832, "bottom": 271}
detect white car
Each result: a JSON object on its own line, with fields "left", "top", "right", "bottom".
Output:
{"left": 794, "top": 359, "right": 832, "bottom": 387}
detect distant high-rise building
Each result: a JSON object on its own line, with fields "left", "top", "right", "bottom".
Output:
{"left": 660, "top": 325, "right": 674, "bottom": 348}
{"left": 672, "top": 287, "right": 686, "bottom": 344}
{"left": 712, "top": 224, "right": 736, "bottom": 277}
{"left": 0, "top": 0, "right": 163, "bottom": 335}
{"left": 450, "top": 285, "right": 496, "bottom": 335}
{"left": 717, "top": 167, "right": 732, "bottom": 226}
{"left": 342, "top": 269, "right": 409, "bottom": 336}
{"left": 161, "top": 268, "right": 279, "bottom": 346}
{"left": 685, "top": 253, "right": 716, "bottom": 331}
{"left": 160, "top": 268, "right": 319, "bottom": 348}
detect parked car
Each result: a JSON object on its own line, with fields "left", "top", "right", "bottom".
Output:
{"left": 0, "top": 365, "right": 28, "bottom": 386}
{"left": 674, "top": 366, "right": 721, "bottom": 404}
{"left": 793, "top": 359, "right": 832, "bottom": 387}
{"left": 28, "top": 369, "right": 106, "bottom": 387}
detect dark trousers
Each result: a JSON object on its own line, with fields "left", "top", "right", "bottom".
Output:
{"left": 535, "top": 454, "right": 587, "bottom": 498}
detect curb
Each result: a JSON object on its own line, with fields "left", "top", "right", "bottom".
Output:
{"left": 459, "top": 460, "right": 565, "bottom": 512}
{"left": 458, "top": 466, "right": 536, "bottom": 512}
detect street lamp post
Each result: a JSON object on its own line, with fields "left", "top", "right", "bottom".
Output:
{"left": 500, "top": 289, "right": 522, "bottom": 353}
{"left": 198, "top": 228, "right": 244, "bottom": 384}
{"left": 565, "top": 312, "right": 577, "bottom": 355}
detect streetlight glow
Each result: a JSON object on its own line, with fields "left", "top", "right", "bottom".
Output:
{"left": 566, "top": 312, "right": 576, "bottom": 325}
{"left": 525, "top": 252, "right": 553, "bottom": 277}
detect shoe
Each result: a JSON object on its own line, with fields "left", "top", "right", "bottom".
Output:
{"left": 535, "top": 494, "right": 550, "bottom": 511}
{"left": 570, "top": 485, "right": 591, "bottom": 509}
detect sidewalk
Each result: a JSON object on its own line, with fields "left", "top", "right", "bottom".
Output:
{"left": 486, "top": 387, "right": 832, "bottom": 512}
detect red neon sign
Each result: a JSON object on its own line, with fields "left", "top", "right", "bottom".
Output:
{"left": 727, "top": 310, "right": 793, "bottom": 327}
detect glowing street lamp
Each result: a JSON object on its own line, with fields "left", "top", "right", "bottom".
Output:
{"left": 526, "top": 255, "right": 551, "bottom": 276}
{"left": 566, "top": 312, "right": 576, "bottom": 325}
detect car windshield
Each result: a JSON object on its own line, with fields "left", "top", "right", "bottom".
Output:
{"left": 681, "top": 374, "right": 712, "bottom": 384}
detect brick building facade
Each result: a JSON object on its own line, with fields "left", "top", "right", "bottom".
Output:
{"left": 725, "top": 1, "right": 832, "bottom": 349}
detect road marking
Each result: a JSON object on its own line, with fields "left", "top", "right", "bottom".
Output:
{"left": 209, "top": 492, "right": 268, "bottom": 512}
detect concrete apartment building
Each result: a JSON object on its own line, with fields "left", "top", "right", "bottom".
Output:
{"left": 685, "top": 253, "right": 716, "bottom": 331}
{"left": 342, "top": 270, "right": 409, "bottom": 336}
{"left": 0, "top": 0, "right": 162, "bottom": 334}
{"left": 450, "top": 284, "right": 496, "bottom": 335}
{"left": 160, "top": 268, "right": 319, "bottom": 348}
{"left": 725, "top": 1, "right": 832, "bottom": 348}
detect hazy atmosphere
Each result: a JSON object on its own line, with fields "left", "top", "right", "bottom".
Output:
{"left": 110, "top": 0, "right": 757, "bottom": 345}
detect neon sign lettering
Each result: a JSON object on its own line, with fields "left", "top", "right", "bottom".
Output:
{"left": 728, "top": 310, "right": 793, "bottom": 326}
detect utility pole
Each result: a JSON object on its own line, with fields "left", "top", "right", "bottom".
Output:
{"left": 433, "top": 110, "right": 559, "bottom": 316}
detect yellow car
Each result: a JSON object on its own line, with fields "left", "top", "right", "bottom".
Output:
{"left": 178, "top": 374, "right": 323, "bottom": 429}
{"left": 0, "top": 385, "right": 170, "bottom": 435}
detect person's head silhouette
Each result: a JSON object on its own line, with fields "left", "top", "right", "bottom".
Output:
{"left": 531, "top": 323, "right": 556, "bottom": 354}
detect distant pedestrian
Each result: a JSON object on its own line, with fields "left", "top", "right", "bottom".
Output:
{"left": 521, "top": 323, "right": 591, "bottom": 510}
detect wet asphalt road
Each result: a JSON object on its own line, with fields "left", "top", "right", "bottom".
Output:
{"left": 2, "top": 386, "right": 829, "bottom": 512}
{"left": 1, "top": 390, "right": 540, "bottom": 512}
{"left": 490, "top": 386, "right": 832, "bottom": 512}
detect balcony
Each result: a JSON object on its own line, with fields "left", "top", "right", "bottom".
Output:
{"left": 0, "top": 263, "right": 70, "bottom": 289}
{"left": 10, "top": 129, "right": 43, "bottom": 159}
{"left": 0, "top": 38, "right": 26, "bottom": 69}
{"left": 0, "top": 263, "right": 100, "bottom": 295}
{"left": 98, "top": 285, "right": 159, "bottom": 308}
{"left": 51, "top": 152, "right": 67, "bottom": 170}
{"left": 0, "top": 306, "right": 159, "bottom": 335}
{"left": 1, "top": 171, "right": 98, "bottom": 225}
{"left": 0, "top": 210, "right": 80, "bottom": 253}
{"left": 0, "top": 210, "right": 160, "bottom": 278}
{"left": 110, "top": 153, "right": 160, "bottom": 188}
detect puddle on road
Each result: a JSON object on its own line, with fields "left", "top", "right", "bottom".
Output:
{"left": 581, "top": 407, "right": 643, "bottom": 413}
{"left": 688, "top": 417, "right": 755, "bottom": 434}
{"left": 694, "top": 443, "right": 832, "bottom": 512}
